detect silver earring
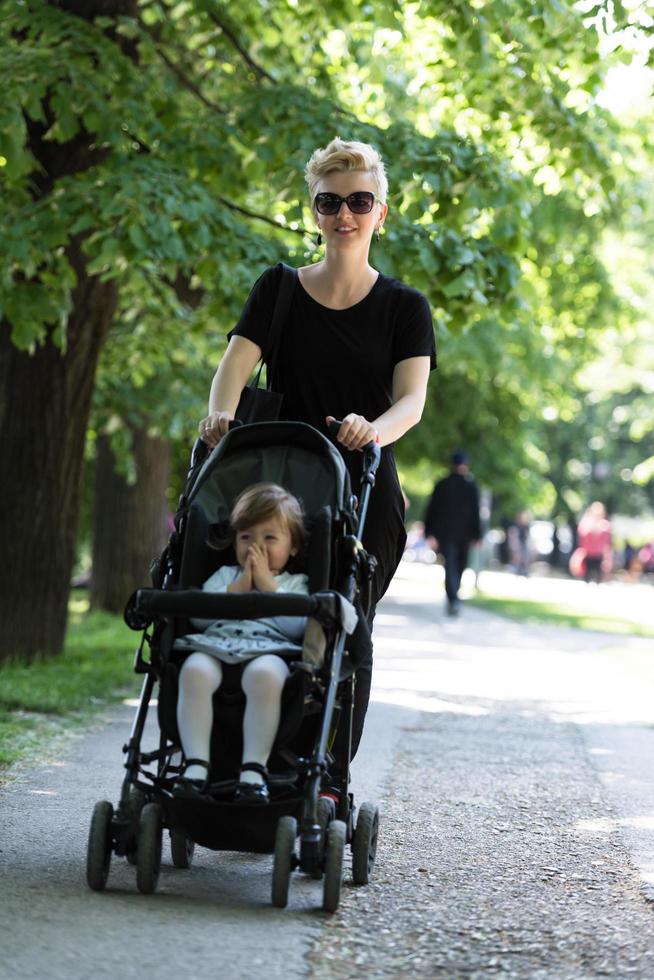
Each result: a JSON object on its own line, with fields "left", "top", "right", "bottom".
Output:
{"left": 316, "top": 232, "right": 322, "bottom": 246}
{"left": 376, "top": 228, "right": 381, "bottom": 243}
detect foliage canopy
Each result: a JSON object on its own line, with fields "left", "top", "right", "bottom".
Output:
{"left": 1, "top": 0, "right": 652, "bottom": 520}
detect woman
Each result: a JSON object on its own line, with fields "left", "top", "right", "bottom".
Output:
{"left": 199, "top": 137, "right": 436, "bottom": 783}
{"left": 577, "top": 501, "right": 613, "bottom": 584}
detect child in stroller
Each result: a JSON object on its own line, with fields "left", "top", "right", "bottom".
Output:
{"left": 173, "top": 482, "right": 309, "bottom": 803}
{"left": 87, "top": 420, "right": 380, "bottom": 912}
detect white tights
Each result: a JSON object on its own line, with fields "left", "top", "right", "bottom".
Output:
{"left": 176, "top": 653, "right": 290, "bottom": 784}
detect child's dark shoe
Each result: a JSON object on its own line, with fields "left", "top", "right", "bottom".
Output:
{"left": 235, "top": 781, "right": 270, "bottom": 803}
{"left": 235, "top": 762, "right": 270, "bottom": 804}
{"left": 172, "top": 758, "right": 210, "bottom": 799}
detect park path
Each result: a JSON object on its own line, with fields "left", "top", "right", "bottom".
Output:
{"left": 311, "top": 565, "right": 654, "bottom": 977}
{"left": 3, "top": 563, "right": 654, "bottom": 978}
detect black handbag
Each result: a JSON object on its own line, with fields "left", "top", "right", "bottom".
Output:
{"left": 235, "top": 263, "right": 297, "bottom": 423}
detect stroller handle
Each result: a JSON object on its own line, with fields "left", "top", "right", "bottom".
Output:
{"left": 327, "top": 419, "right": 381, "bottom": 473}
{"left": 327, "top": 420, "right": 381, "bottom": 537}
{"left": 192, "top": 419, "right": 243, "bottom": 460}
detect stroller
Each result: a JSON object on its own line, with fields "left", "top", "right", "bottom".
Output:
{"left": 86, "top": 420, "right": 381, "bottom": 912}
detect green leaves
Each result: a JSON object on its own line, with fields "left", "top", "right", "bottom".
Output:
{"left": 1, "top": 0, "right": 650, "bottom": 517}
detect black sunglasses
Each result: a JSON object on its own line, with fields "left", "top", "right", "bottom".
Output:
{"left": 314, "top": 191, "right": 377, "bottom": 215}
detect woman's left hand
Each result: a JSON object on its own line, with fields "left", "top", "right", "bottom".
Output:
{"left": 326, "top": 414, "right": 378, "bottom": 451}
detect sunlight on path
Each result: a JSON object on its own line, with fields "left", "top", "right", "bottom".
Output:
{"left": 372, "top": 561, "right": 654, "bottom": 727}
{"left": 477, "top": 567, "right": 654, "bottom": 628}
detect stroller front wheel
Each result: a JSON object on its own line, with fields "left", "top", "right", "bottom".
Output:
{"left": 351, "top": 801, "right": 379, "bottom": 885}
{"left": 136, "top": 803, "right": 163, "bottom": 894}
{"left": 126, "top": 786, "right": 146, "bottom": 865}
{"left": 309, "top": 796, "right": 333, "bottom": 880}
{"left": 87, "top": 800, "right": 114, "bottom": 891}
{"left": 322, "top": 819, "right": 346, "bottom": 913}
{"left": 271, "top": 815, "right": 297, "bottom": 908}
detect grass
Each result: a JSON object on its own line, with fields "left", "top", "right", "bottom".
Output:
{"left": 468, "top": 594, "right": 654, "bottom": 638}
{"left": 0, "top": 593, "right": 139, "bottom": 773}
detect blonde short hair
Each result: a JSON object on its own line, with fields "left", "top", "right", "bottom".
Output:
{"left": 305, "top": 137, "right": 388, "bottom": 208}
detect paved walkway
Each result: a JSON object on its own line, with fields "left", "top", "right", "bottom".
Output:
{"left": 3, "top": 563, "right": 654, "bottom": 978}
{"left": 311, "top": 564, "right": 654, "bottom": 977}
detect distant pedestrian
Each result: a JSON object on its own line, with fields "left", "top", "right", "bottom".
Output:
{"left": 508, "top": 510, "right": 532, "bottom": 576}
{"left": 577, "top": 501, "right": 613, "bottom": 584}
{"left": 424, "top": 450, "right": 481, "bottom": 615}
{"left": 638, "top": 541, "right": 654, "bottom": 576}
{"left": 623, "top": 541, "right": 640, "bottom": 582}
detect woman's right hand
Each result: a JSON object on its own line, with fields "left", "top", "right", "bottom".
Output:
{"left": 198, "top": 411, "right": 233, "bottom": 448}
{"left": 326, "top": 413, "right": 378, "bottom": 451}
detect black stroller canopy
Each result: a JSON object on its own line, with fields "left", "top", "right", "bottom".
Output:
{"left": 187, "top": 421, "right": 351, "bottom": 524}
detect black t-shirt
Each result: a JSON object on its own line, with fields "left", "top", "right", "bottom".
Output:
{"left": 229, "top": 263, "right": 437, "bottom": 601}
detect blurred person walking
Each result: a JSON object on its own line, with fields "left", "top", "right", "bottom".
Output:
{"left": 424, "top": 450, "right": 481, "bottom": 615}
{"left": 508, "top": 510, "right": 532, "bottom": 576}
{"left": 577, "top": 501, "right": 613, "bottom": 584}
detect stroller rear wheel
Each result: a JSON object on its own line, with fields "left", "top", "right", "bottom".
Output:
{"left": 87, "top": 800, "right": 114, "bottom": 891}
{"left": 351, "top": 801, "right": 379, "bottom": 885}
{"left": 170, "top": 828, "right": 195, "bottom": 869}
{"left": 271, "top": 815, "right": 297, "bottom": 908}
{"left": 136, "top": 803, "right": 163, "bottom": 894}
{"left": 322, "top": 819, "right": 346, "bottom": 913}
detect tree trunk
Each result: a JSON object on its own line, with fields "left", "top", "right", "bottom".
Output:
{"left": 0, "top": 1, "right": 143, "bottom": 662}
{"left": 0, "top": 250, "right": 118, "bottom": 662}
{"left": 90, "top": 425, "right": 171, "bottom": 613}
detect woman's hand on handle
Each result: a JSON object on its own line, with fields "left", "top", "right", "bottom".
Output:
{"left": 326, "top": 414, "right": 378, "bottom": 452}
{"left": 198, "top": 411, "right": 234, "bottom": 449}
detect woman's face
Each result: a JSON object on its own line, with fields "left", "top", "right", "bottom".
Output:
{"left": 314, "top": 170, "right": 387, "bottom": 252}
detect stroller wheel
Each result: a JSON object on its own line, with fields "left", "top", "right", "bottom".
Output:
{"left": 322, "top": 819, "right": 346, "bottom": 913}
{"left": 170, "top": 828, "right": 195, "bottom": 869}
{"left": 126, "top": 786, "right": 146, "bottom": 866}
{"left": 351, "top": 801, "right": 379, "bottom": 886}
{"left": 271, "top": 815, "right": 297, "bottom": 909}
{"left": 310, "top": 796, "right": 333, "bottom": 880}
{"left": 136, "top": 803, "right": 163, "bottom": 895}
{"left": 87, "top": 800, "right": 114, "bottom": 891}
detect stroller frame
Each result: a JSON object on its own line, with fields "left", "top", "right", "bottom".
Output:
{"left": 86, "top": 421, "right": 381, "bottom": 911}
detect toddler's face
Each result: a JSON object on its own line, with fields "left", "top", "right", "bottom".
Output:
{"left": 235, "top": 516, "right": 295, "bottom": 573}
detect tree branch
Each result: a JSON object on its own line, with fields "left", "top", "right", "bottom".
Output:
{"left": 136, "top": 16, "right": 227, "bottom": 114}
{"left": 216, "top": 195, "right": 310, "bottom": 236}
{"left": 205, "top": 9, "right": 276, "bottom": 84}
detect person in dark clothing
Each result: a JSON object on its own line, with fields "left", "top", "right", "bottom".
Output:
{"left": 198, "top": 138, "right": 436, "bottom": 793}
{"left": 424, "top": 450, "right": 481, "bottom": 615}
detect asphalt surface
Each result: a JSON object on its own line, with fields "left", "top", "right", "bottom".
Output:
{"left": 2, "top": 564, "right": 654, "bottom": 979}
{"left": 311, "top": 565, "right": 654, "bottom": 978}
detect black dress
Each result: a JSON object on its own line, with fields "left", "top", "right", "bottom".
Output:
{"left": 229, "top": 263, "right": 437, "bottom": 605}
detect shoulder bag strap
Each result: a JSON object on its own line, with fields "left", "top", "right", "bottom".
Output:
{"left": 262, "top": 262, "right": 297, "bottom": 388}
